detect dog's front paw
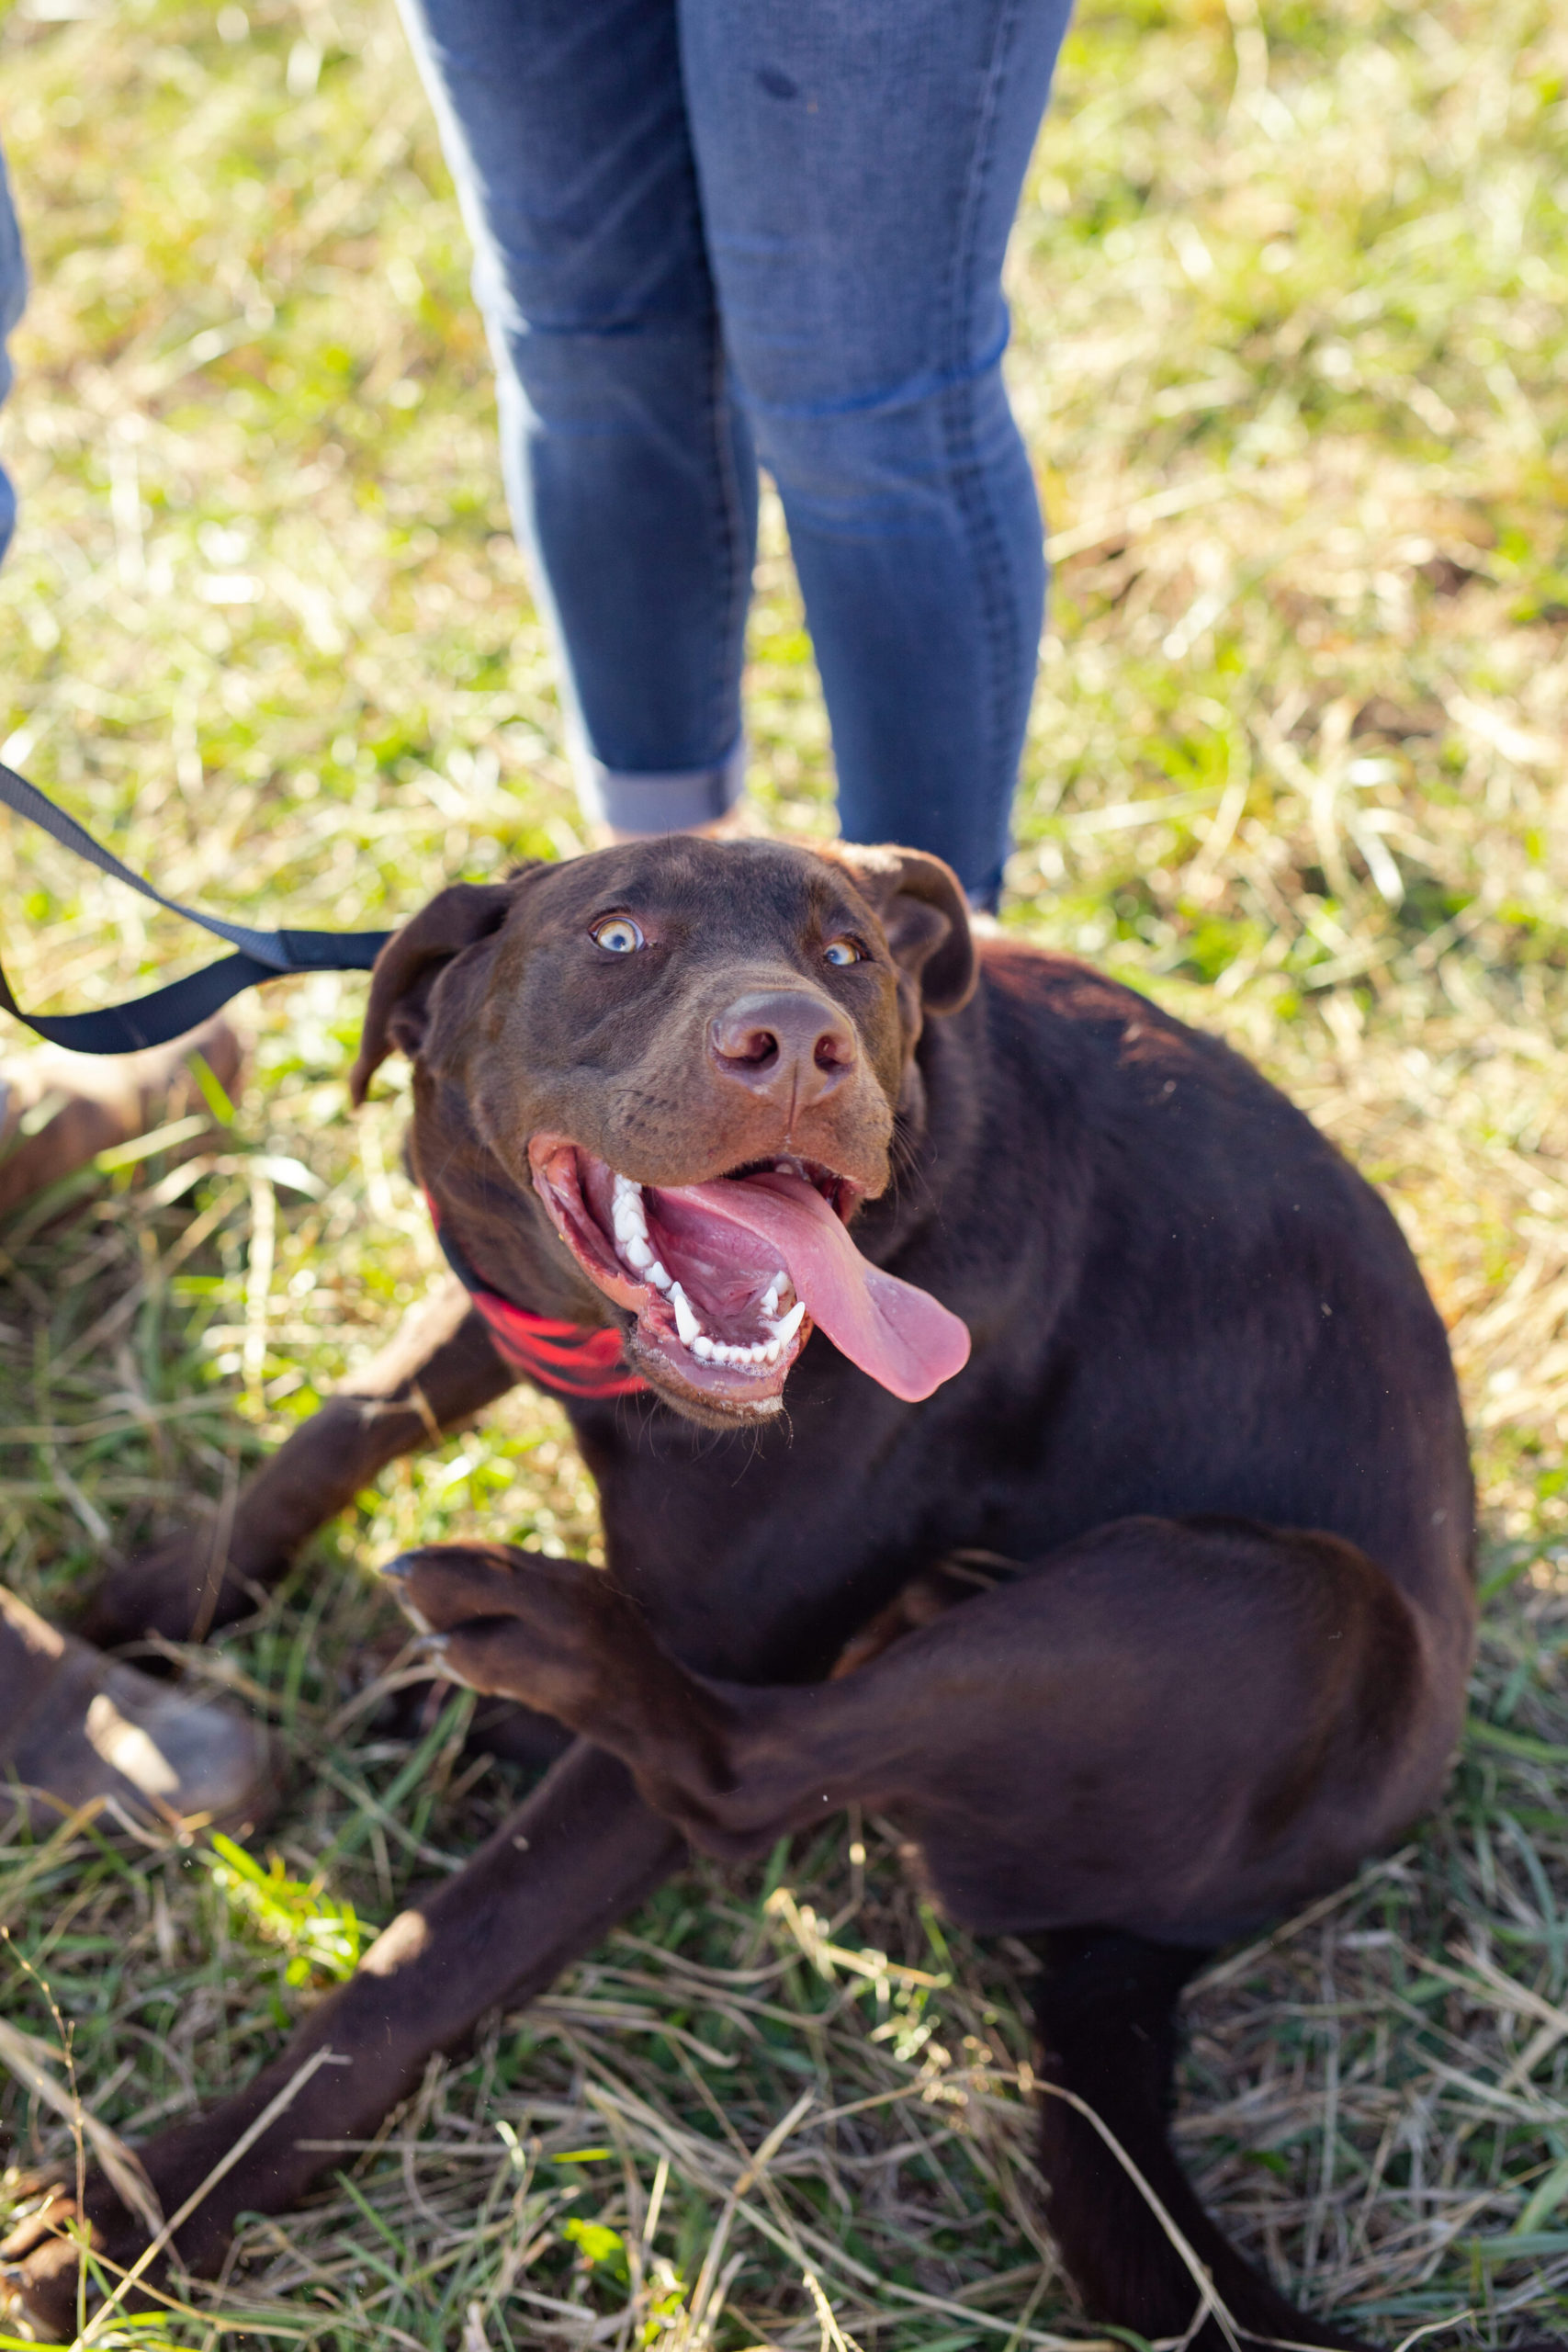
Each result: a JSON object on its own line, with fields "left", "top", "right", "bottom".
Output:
{"left": 84, "top": 1529, "right": 257, "bottom": 1646}
{"left": 380, "top": 1544, "right": 617, "bottom": 1729}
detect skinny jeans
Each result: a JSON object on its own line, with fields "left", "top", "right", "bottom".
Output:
{"left": 397, "top": 0, "right": 1074, "bottom": 904}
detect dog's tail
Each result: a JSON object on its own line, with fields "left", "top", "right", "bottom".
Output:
{"left": 1027, "top": 1927, "right": 1369, "bottom": 2352}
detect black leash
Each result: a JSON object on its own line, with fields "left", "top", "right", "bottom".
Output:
{"left": 0, "top": 760, "right": 392, "bottom": 1055}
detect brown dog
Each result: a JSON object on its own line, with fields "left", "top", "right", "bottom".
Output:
{"left": 6, "top": 836, "right": 1501, "bottom": 2347}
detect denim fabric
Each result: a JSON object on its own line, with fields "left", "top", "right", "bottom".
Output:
{"left": 398, "top": 0, "right": 1072, "bottom": 901}
{"left": 0, "top": 138, "right": 27, "bottom": 564}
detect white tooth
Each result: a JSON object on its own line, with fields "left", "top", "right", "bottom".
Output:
{"left": 763, "top": 1340, "right": 781, "bottom": 1363}
{"left": 626, "top": 1238, "right": 653, "bottom": 1270}
{"left": 748, "top": 1344, "right": 766, "bottom": 1364}
{"left": 693, "top": 1336, "right": 716, "bottom": 1361}
{"left": 767, "top": 1300, "right": 807, "bottom": 1348}
{"left": 671, "top": 1284, "right": 701, "bottom": 1347}
{"left": 613, "top": 1173, "right": 639, "bottom": 1204}
{"left": 759, "top": 1275, "right": 782, "bottom": 1317}
{"left": 647, "top": 1261, "right": 671, "bottom": 1290}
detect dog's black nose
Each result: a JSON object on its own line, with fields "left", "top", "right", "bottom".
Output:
{"left": 710, "top": 989, "right": 857, "bottom": 1105}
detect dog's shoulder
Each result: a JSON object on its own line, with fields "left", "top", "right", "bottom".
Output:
{"left": 970, "top": 937, "right": 1303, "bottom": 1134}
{"left": 956, "top": 937, "right": 1399, "bottom": 1293}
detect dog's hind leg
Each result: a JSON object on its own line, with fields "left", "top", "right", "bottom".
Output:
{"left": 85, "top": 1276, "right": 517, "bottom": 1645}
{"left": 0, "top": 1742, "right": 679, "bottom": 2339}
{"left": 1030, "top": 1926, "right": 1368, "bottom": 2351}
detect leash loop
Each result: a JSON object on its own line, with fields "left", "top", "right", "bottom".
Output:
{"left": 0, "top": 761, "right": 644, "bottom": 1398}
{"left": 0, "top": 760, "right": 391, "bottom": 1054}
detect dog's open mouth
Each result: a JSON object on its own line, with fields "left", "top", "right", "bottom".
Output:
{"left": 529, "top": 1138, "right": 970, "bottom": 1416}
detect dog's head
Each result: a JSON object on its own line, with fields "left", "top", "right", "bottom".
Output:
{"left": 350, "top": 836, "right": 976, "bottom": 1425}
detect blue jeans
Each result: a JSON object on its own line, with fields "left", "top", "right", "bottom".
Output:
{"left": 397, "top": 0, "right": 1073, "bottom": 904}
{"left": 0, "top": 138, "right": 26, "bottom": 563}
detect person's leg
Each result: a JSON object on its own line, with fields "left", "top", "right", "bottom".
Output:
{"left": 680, "top": 0, "right": 1074, "bottom": 907}
{"left": 394, "top": 0, "right": 759, "bottom": 835}
{"left": 0, "top": 131, "right": 26, "bottom": 560}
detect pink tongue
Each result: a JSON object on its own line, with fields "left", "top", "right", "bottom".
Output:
{"left": 671, "top": 1172, "right": 970, "bottom": 1403}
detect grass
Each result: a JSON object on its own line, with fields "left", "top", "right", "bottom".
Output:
{"left": 0, "top": 0, "right": 1565, "bottom": 2340}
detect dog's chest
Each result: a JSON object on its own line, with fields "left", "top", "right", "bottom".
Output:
{"left": 578, "top": 1360, "right": 1041, "bottom": 1681}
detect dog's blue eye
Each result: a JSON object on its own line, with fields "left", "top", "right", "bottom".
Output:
{"left": 592, "top": 916, "right": 644, "bottom": 954}
{"left": 823, "top": 938, "right": 862, "bottom": 967}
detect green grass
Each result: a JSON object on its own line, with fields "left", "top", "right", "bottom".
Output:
{"left": 0, "top": 0, "right": 1566, "bottom": 2340}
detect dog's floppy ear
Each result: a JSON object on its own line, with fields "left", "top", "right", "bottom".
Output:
{"left": 826, "top": 844, "right": 976, "bottom": 1017}
{"left": 349, "top": 881, "right": 517, "bottom": 1104}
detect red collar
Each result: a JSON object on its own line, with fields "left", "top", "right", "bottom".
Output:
{"left": 424, "top": 1193, "right": 648, "bottom": 1401}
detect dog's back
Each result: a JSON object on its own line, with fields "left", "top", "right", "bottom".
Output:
{"left": 953, "top": 943, "right": 1474, "bottom": 1614}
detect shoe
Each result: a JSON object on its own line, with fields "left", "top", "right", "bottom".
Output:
{"left": 0, "top": 1015, "right": 243, "bottom": 1221}
{"left": 0, "top": 1587, "right": 275, "bottom": 1837}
